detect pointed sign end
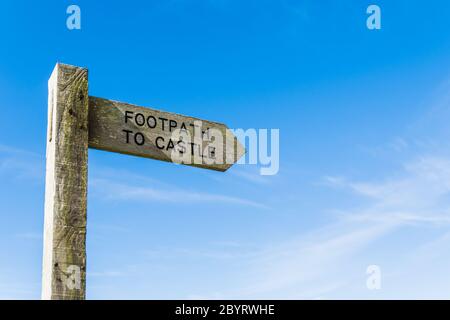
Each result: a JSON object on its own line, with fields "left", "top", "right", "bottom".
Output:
{"left": 223, "top": 127, "right": 246, "bottom": 171}
{"left": 235, "top": 138, "right": 246, "bottom": 163}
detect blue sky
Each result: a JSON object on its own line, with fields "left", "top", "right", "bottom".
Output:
{"left": 1, "top": 0, "right": 450, "bottom": 299}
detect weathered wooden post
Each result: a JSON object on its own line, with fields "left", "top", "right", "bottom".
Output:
{"left": 42, "top": 63, "right": 89, "bottom": 300}
{"left": 42, "top": 62, "right": 245, "bottom": 300}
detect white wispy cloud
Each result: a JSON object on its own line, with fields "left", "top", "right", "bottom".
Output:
{"left": 90, "top": 177, "right": 269, "bottom": 209}
{"left": 326, "top": 156, "right": 450, "bottom": 225}
{"left": 184, "top": 153, "right": 450, "bottom": 299}
{"left": 89, "top": 153, "right": 450, "bottom": 299}
{"left": 0, "top": 143, "right": 44, "bottom": 181}
{"left": 230, "top": 222, "right": 395, "bottom": 299}
{"left": 88, "top": 271, "right": 125, "bottom": 278}
{"left": 229, "top": 167, "right": 273, "bottom": 185}
{"left": 15, "top": 232, "right": 42, "bottom": 240}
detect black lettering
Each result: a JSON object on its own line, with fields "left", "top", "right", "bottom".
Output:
{"left": 202, "top": 128, "right": 211, "bottom": 140}
{"left": 189, "top": 142, "right": 196, "bottom": 154}
{"left": 135, "top": 113, "right": 145, "bottom": 126}
{"left": 147, "top": 115, "right": 157, "bottom": 128}
{"left": 169, "top": 119, "right": 177, "bottom": 132}
{"left": 159, "top": 117, "right": 168, "bottom": 131}
{"left": 134, "top": 132, "right": 145, "bottom": 145}
{"left": 125, "top": 111, "right": 133, "bottom": 124}
{"left": 190, "top": 122, "right": 202, "bottom": 129}
{"left": 155, "top": 136, "right": 165, "bottom": 149}
{"left": 177, "top": 140, "right": 186, "bottom": 154}
{"left": 208, "top": 146, "right": 216, "bottom": 159}
{"left": 166, "top": 139, "right": 175, "bottom": 151}
{"left": 123, "top": 129, "right": 133, "bottom": 143}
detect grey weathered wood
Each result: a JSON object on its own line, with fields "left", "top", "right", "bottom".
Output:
{"left": 88, "top": 97, "right": 245, "bottom": 171}
{"left": 41, "top": 63, "right": 245, "bottom": 300}
{"left": 42, "top": 63, "right": 89, "bottom": 300}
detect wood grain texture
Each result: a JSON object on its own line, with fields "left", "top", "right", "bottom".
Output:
{"left": 42, "top": 63, "right": 88, "bottom": 300}
{"left": 88, "top": 97, "right": 245, "bottom": 171}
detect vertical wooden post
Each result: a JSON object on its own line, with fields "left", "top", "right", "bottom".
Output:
{"left": 42, "top": 63, "right": 89, "bottom": 300}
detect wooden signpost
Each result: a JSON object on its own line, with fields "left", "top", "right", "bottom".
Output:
{"left": 88, "top": 96, "right": 244, "bottom": 171}
{"left": 42, "top": 63, "right": 245, "bottom": 300}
